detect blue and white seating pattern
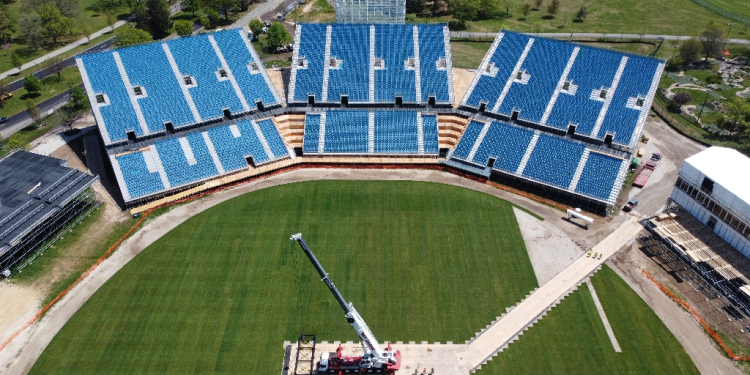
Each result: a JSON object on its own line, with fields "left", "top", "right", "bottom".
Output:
{"left": 575, "top": 152, "right": 626, "bottom": 200}
{"left": 462, "top": 30, "right": 663, "bottom": 148}
{"left": 450, "top": 118, "right": 626, "bottom": 203}
{"left": 289, "top": 23, "right": 453, "bottom": 104}
{"left": 77, "top": 29, "right": 281, "bottom": 145}
{"left": 471, "top": 121, "right": 534, "bottom": 172}
{"left": 112, "top": 119, "right": 290, "bottom": 202}
{"left": 302, "top": 110, "right": 439, "bottom": 155}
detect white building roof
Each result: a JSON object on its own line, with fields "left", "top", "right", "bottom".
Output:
{"left": 684, "top": 147, "right": 750, "bottom": 204}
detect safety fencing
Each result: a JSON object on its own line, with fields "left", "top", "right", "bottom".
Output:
{"left": 642, "top": 269, "right": 750, "bottom": 361}
{"left": 690, "top": 0, "right": 750, "bottom": 26}
{"left": 0, "top": 161, "right": 577, "bottom": 354}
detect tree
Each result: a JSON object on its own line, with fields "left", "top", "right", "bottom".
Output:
{"left": 723, "top": 97, "right": 750, "bottom": 133}
{"left": 10, "top": 49, "right": 22, "bottom": 71}
{"left": 205, "top": 0, "right": 239, "bottom": 21}
{"left": 678, "top": 37, "right": 701, "bottom": 65}
{"left": 574, "top": 5, "right": 587, "bottom": 21}
{"left": 199, "top": 15, "right": 210, "bottom": 28}
{"left": 69, "top": 85, "right": 87, "bottom": 109}
{"left": 533, "top": 0, "right": 541, "bottom": 10}
{"left": 23, "top": 74, "right": 43, "bottom": 94}
{"left": 521, "top": 3, "right": 530, "bottom": 18}
{"left": 26, "top": 99, "right": 40, "bottom": 121}
{"left": 700, "top": 23, "right": 725, "bottom": 63}
{"left": 206, "top": 8, "right": 220, "bottom": 28}
{"left": 181, "top": 0, "right": 201, "bottom": 15}
{"left": 136, "top": 0, "right": 171, "bottom": 39}
{"left": 38, "top": 3, "right": 74, "bottom": 45}
{"left": 249, "top": 18, "right": 263, "bottom": 36}
{"left": 673, "top": 92, "right": 692, "bottom": 106}
{"left": 406, "top": 0, "right": 425, "bottom": 14}
{"left": 238, "top": 0, "right": 250, "bottom": 12}
{"left": 265, "top": 21, "right": 291, "bottom": 49}
{"left": 546, "top": 0, "right": 558, "bottom": 17}
{"left": 174, "top": 19, "right": 192, "bottom": 36}
{"left": 478, "top": 0, "right": 500, "bottom": 18}
{"left": 0, "top": 8, "right": 17, "bottom": 44}
{"left": 451, "top": 0, "right": 479, "bottom": 26}
{"left": 115, "top": 26, "right": 152, "bottom": 46}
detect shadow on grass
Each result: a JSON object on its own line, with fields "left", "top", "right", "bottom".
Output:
{"left": 20, "top": 92, "right": 41, "bottom": 100}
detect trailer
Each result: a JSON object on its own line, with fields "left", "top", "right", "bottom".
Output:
{"left": 633, "top": 153, "right": 662, "bottom": 188}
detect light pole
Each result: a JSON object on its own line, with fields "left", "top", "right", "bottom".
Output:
{"left": 724, "top": 23, "right": 737, "bottom": 51}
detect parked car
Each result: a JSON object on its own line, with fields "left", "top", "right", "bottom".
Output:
{"left": 0, "top": 92, "right": 12, "bottom": 101}
{"left": 623, "top": 198, "right": 639, "bottom": 212}
{"left": 0, "top": 117, "right": 9, "bottom": 124}
{"left": 275, "top": 44, "right": 293, "bottom": 53}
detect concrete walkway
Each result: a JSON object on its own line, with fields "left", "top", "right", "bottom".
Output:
{"left": 450, "top": 31, "right": 750, "bottom": 45}
{"left": 586, "top": 279, "right": 622, "bottom": 353}
{"left": 460, "top": 216, "right": 643, "bottom": 372}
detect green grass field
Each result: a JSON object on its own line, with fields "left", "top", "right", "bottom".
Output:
{"left": 28, "top": 181, "right": 698, "bottom": 374}
{"left": 30, "top": 180, "right": 539, "bottom": 374}
{"left": 480, "top": 265, "right": 699, "bottom": 374}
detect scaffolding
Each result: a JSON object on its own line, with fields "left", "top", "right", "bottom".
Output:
{"left": 335, "top": 0, "right": 405, "bottom": 23}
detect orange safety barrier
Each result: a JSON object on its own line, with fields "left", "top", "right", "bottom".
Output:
{"left": 641, "top": 270, "right": 750, "bottom": 361}
{"left": 0, "top": 162, "right": 571, "bottom": 354}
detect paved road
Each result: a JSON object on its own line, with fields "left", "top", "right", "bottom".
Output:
{"left": 4, "top": 38, "right": 113, "bottom": 93}
{"left": 231, "top": 0, "right": 290, "bottom": 29}
{"left": 451, "top": 31, "right": 750, "bottom": 44}
{"left": 0, "top": 84, "right": 82, "bottom": 139}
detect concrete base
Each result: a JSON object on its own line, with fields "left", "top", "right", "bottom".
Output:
{"left": 282, "top": 341, "right": 470, "bottom": 374}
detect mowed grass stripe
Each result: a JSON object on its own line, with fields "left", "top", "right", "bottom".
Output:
{"left": 477, "top": 265, "right": 699, "bottom": 374}
{"left": 31, "top": 181, "right": 537, "bottom": 374}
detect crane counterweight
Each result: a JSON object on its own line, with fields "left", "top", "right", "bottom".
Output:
{"left": 290, "top": 233, "right": 402, "bottom": 374}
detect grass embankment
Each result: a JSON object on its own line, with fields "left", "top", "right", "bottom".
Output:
{"left": 480, "top": 265, "right": 700, "bottom": 374}
{"left": 30, "top": 180, "right": 539, "bottom": 374}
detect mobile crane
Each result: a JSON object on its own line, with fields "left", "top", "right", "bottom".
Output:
{"left": 290, "top": 233, "right": 402, "bottom": 374}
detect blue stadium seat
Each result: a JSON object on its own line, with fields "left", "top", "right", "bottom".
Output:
{"left": 374, "top": 24, "right": 416, "bottom": 102}
{"left": 465, "top": 32, "right": 530, "bottom": 109}
{"left": 115, "top": 152, "right": 165, "bottom": 198}
{"left": 328, "top": 24, "right": 370, "bottom": 102}
{"left": 421, "top": 114, "right": 439, "bottom": 154}
{"left": 212, "top": 29, "right": 278, "bottom": 107}
{"left": 546, "top": 48, "right": 621, "bottom": 134}
{"left": 168, "top": 34, "right": 246, "bottom": 120}
{"left": 206, "top": 121, "right": 270, "bottom": 171}
{"left": 257, "top": 119, "right": 289, "bottom": 158}
{"left": 303, "top": 114, "right": 321, "bottom": 153}
{"left": 154, "top": 133, "right": 219, "bottom": 187}
{"left": 471, "top": 121, "right": 534, "bottom": 172}
{"left": 498, "top": 37, "right": 576, "bottom": 122}
{"left": 78, "top": 53, "right": 142, "bottom": 143}
{"left": 374, "top": 111, "right": 418, "bottom": 154}
{"left": 522, "top": 134, "right": 585, "bottom": 188}
{"left": 324, "top": 110, "right": 369, "bottom": 153}
{"left": 418, "top": 25, "right": 450, "bottom": 103}
{"left": 575, "top": 152, "right": 624, "bottom": 200}
{"left": 294, "top": 24, "right": 328, "bottom": 102}
{"left": 118, "top": 43, "right": 195, "bottom": 132}
{"left": 451, "top": 120, "right": 485, "bottom": 160}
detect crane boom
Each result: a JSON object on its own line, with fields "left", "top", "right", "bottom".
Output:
{"left": 290, "top": 233, "right": 400, "bottom": 372}
{"left": 290, "top": 233, "right": 351, "bottom": 315}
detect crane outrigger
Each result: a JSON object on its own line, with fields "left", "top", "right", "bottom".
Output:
{"left": 290, "top": 233, "right": 402, "bottom": 374}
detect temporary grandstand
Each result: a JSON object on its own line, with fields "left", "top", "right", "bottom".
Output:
{"left": 288, "top": 23, "right": 454, "bottom": 106}
{"left": 77, "top": 25, "right": 663, "bottom": 214}
{"left": 0, "top": 151, "right": 99, "bottom": 277}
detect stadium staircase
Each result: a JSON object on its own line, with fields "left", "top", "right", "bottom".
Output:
{"left": 321, "top": 25, "right": 332, "bottom": 102}
{"left": 567, "top": 149, "right": 590, "bottom": 191}
{"left": 515, "top": 131, "right": 540, "bottom": 174}
{"left": 202, "top": 132, "right": 226, "bottom": 174}
{"left": 412, "top": 25, "right": 422, "bottom": 104}
{"left": 466, "top": 121, "right": 491, "bottom": 162}
{"left": 417, "top": 114, "right": 425, "bottom": 155}
{"left": 318, "top": 112, "right": 327, "bottom": 153}
{"left": 288, "top": 26, "right": 303, "bottom": 103}
{"left": 591, "top": 56, "right": 627, "bottom": 137}
{"left": 368, "top": 112, "right": 375, "bottom": 153}
{"left": 251, "top": 120, "right": 275, "bottom": 160}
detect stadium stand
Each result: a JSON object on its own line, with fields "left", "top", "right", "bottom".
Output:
{"left": 0, "top": 151, "right": 99, "bottom": 276}
{"left": 109, "top": 118, "right": 292, "bottom": 202}
{"left": 288, "top": 23, "right": 454, "bottom": 105}
{"left": 448, "top": 118, "right": 628, "bottom": 206}
{"left": 461, "top": 30, "right": 664, "bottom": 150}
{"left": 77, "top": 28, "right": 281, "bottom": 146}
{"left": 302, "top": 110, "right": 439, "bottom": 155}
